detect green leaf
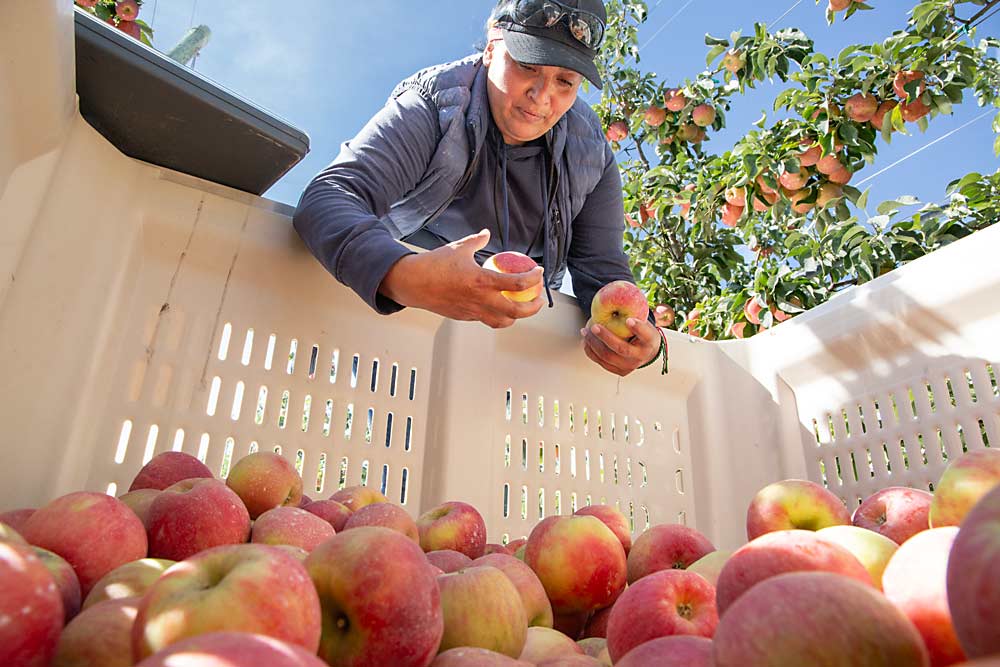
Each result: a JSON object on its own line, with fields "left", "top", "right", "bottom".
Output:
{"left": 857, "top": 188, "right": 871, "bottom": 210}
{"left": 706, "top": 44, "right": 727, "bottom": 67}
{"left": 704, "top": 33, "right": 731, "bottom": 47}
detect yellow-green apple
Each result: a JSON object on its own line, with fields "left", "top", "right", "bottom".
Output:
{"left": 526, "top": 515, "right": 627, "bottom": 614}
{"left": 483, "top": 252, "right": 543, "bottom": 302}
{"left": 344, "top": 501, "right": 418, "bottom": 542}
{"left": 606, "top": 569, "right": 717, "bottom": 662}
{"left": 417, "top": 501, "right": 487, "bottom": 559}
{"left": 799, "top": 140, "right": 822, "bottom": 167}
{"left": 817, "top": 182, "right": 844, "bottom": 208}
{"left": 128, "top": 451, "right": 213, "bottom": 491}
{"left": 578, "top": 637, "right": 608, "bottom": 660}
{"left": 686, "top": 549, "right": 732, "bottom": 588}
{"left": 724, "top": 186, "right": 747, "bottom": 207}
{"left": 226, "top": 451, "right": 302, "bottom": 519}
{"left": 644, "top": 105, "right": 667, "bottom": 127}
{"left": 626, "top": 523, "right": 714, "bottom": 584}
{"left": 329, "top": 485, "right": 388, "bottom": 512}
{"left": 845, "top": 93, "right": 879, "bottom": 122}
{"left": 473, "top": 553, "right": 555, "bottom": 628}
{"left": 582, "top": 604, "right": 612, "bottom": 638}
{"left": 716, "top": 529, "right": 873, "bottom": 614}
{"left": 872, "top": 100, "right": 898, "bottom": 130}
{"left": 519, "top": 627, "right": 585, "bottom": 663}
{"left": 507, "top": 537, "right": 527, "bottom": 553}
{"left": 746, "top": 478, "right": 850, "bottom": 540}
{"left": 428, "top": 549, "right": 472, "bottom": 574}
{"left": 145, "top": 478, "right": 251, "bottom": 561}
{"left": 714, "top": 571, "right": 929, "bottom": 666}
{"left": 590, "top": 281, "right": 650, "bottom": 340}
{"left": 437, "top": 566, "right": 528, "bottom": 656}
{"left": 778, "top": 169, "right": 810, "bottom": 191}
{"left": 574, "top": 505, "right": 632, "bottom": 555}
{"left": 615, "top": 636, "right": 713, "bottom": 667}
{"left": 305, "top": 526, "right": 443, "bottom": 666}
{"left": 853, "top": 486, "right": 932, "bottom": 544}
{"left": 53, "top": 597, "right": 138, "bottom": 667}
{"left": 134, "top": 631, "right": 329, "bottom": 667}
{"left": 22, "top": 491, "right": 147, "bottom": 596}
{"left": 722, "top": 49, "right": 745, "bottom": 73}
{"left": 0, "top": 521, "right": 27, "bottom": 544}
{"left": 929, "top": 449, "right": 1000, "bottom": 527}
{"left": 513, "top": 543, "right": 527, "bottom": 560}
{"left": 0, "top": 508, "right": 35, "bottom": 532}
{"left": 133, "top": 543, "right": 321, "bottom": 659}
{"left": 252, "top": 506, "right": 337, "bottom": 552}
{"left": 432, "top": 647, "right": 534, "bottom": 666}
{"left": 32, "top": 547, "right": 81, "bottom": 622}
{"left": 0, "top": 541, "right": 63, "bottom": 667}
{"left": 553, "top": 610, "right": 591, "bottom": 640}
{"left": 303, "top": 498, "right": 353, "bottom": 531}
{"left": 894, "top": 70, "right": 926, "bottom": 100}
{"left": 664, "top": 88, "right": 686, "bottom": 111}
{"left": 84, "top": 558, "right": 173, "bottom": 609}
{"left": 118, "top": 488, "right": 160, "bottom": 529}
{"left": 947, "top": 485, "right": 1000, "bottom": 659}
{"left": 676, "top": 123, "right": 700, "bottom": 142}
{"left": 882, "top": 527, "right": 965, "bottom": 666}
{"left": 605, "top": 121, "right": 628, "bottom": 143}
{"left": 691, "top": 104, "right": 716, "bottom": 127}
{"left": 815, "top": 525, "right": 898, "bottom": 589}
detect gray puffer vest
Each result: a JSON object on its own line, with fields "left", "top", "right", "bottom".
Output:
{"left": 381, "top": 54, "right": 610, "bottom": 292}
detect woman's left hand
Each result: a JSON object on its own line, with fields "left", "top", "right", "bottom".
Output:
{"left": 580, "top": 317, "right": 663, "bottom": 377}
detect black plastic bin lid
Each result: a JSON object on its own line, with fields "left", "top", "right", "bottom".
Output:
{"left": 74, "top": 8, "right": 310, "bottom": 196}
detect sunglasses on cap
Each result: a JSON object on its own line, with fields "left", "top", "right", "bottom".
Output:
{"left": 496, "top": 0, "right": 606, "bottom": 51}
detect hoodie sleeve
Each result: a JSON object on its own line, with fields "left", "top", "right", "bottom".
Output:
{"left": 293, "top": 89, "right": 441, "bottom": 314}
{"left": 565, "top": 144, "right": 641, "bottom": 318}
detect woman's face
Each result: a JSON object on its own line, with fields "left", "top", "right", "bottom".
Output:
{"left": 483, "top": 38, "right": 583, "bottom": 145}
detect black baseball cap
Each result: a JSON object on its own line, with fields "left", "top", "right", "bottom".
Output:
{"left": 494, "top": 0, "right": 606, "bottom": 89}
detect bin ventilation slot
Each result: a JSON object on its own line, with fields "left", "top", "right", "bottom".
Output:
{"left": 385, "top": 413, "right": 394, "bottom": 448}
{"left": 570, "top": 492, "right": 578, "bottom": 512}
{"left": 505, "top": 389, "right": 512, "bottom": 421}
{"left": 521, "top": 438, "right": 528, "bottom": 471}
{"left": 338, "top": 457, "right": 349, "bottom": 489}
{"left": 315, "top": 453, "right": 327, "bottom": 493}
{"left": 219, "top": 438, "right": 235, "bottom": 478}
{"left": 287, "top": 340, "right": 298, "bottom": 375}
{"left": 265, "top": 335, "right": 276, "bottom": 371}
{"left": 380, "top": 464, "right": 389, "bottom": 495}
{"left": 599, "top": 453, "right": 605, "bottom": 483}
{"left": 597, "top": 410, "right": 602, "bottom": 439}
{"left": 278, "top": 390, "right": 290, "bottom": 429}
{"left": 553, "top": 400, "right": 560, "bottom": 429}
{"left": 142, "top": 425, "right": 158, "bottom": 464}
{"left": 300, "top": 395, "right": 311, "bottom": 432}
{"left": 365, "top": 408, "right": 374, "bottom": 444}
{"left": 240, "top": 329, "right": 254, "bottom": 366}
{"left": 207, "top": 377, "right": 222, "bottom": 416}
{"left": 522, "top": 394, "right": 528, "bottom": 425}
{"left": 583, "top": 407, "right": 589, "bottom": 436}
{"left": 255, "top": 386, "right": 268, "bottom": 425}
{"left": 115, "top": 420, "right": 133, "bottom": 464}
{"left": 390, "top": 363, "right": 398, "bottom": 397}
{"left": 538, "top": 396, "right": 545, "bottom": 427}
{"left": 197, "top": 433, "right": 210, "bottom": 462}
{"left": 360, "top": 460, "right": 369, "bottom": 486}
{"left": 329, "top": 349, "right": 339, "bottom": 384}
{"left": 370, "top": 359, "right": 379, "bottom": 393}
{"left": 350, "top": 354, "right": 359, "bottom": 388}
{"left": 503, "top": 484, "right": 510, "bottom": 518}
{"left": 344, "top": 404, "right": 353, "bottom": 440}
{"left": 538, "top": 442, "right": 544, "bottom": 473}
{"left": 584, "top": 450, "right": 591, "bottom": 481}
{"left": 172, "top": 429, "right": 184, "bottom": 452}
{"left": 553, "top": 490, "right": 561, "bottom": 514}
{"left": 400, "top": 467, "right": 409, "bottom": 505}
{"left": 504, "top": 435, "right": 511, "bottom": 468}
{"left": 294, "top": 449, "right": 305, "bottom": 476}
{"left": 322, "top": 399, "right": 333, "bottom": 437}
{"left": 521, "top": 486, "right": 528, "bottom": 520}
{"left": 218, "top": 323, "right": 232, "bottom": 361}
{"left": 248, "top": 441, "right": 259, "bottom": 454}
{"left": 988, "top": 364, "right": 999, "bottom": 396}
{"left": 538, "top": 488, "right": 545, "bottom": 519}
{"left": 409, "top": 369, "right": 417, "bottom": 401}
{"left": 405, "top": 417, "right": 413, "bottom": 451}
{"left": 554, "top": 444, "right": 561, "bottom": 475}
{"left": 569, "top": 404, "right": 575, "bottom": 432}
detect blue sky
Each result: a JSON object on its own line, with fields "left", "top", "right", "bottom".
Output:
{"left": 139, "top": 0, "right": 998, "bottom": 214}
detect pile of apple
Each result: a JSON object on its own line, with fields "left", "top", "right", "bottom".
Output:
{"left": 2, "top": 444, "right": 998, "bottom": 667}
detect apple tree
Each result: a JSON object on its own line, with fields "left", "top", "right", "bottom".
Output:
{"left": 73, "top": 0, "right": 154, "bottom": 45}
{"left": 594, "top": 0, "right": 1000, "bottom": 339}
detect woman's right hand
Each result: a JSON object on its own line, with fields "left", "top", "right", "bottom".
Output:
{"left": 378, "top": 229, "right": 545, "bottom": 328}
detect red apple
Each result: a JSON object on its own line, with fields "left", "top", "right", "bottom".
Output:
{"left": 303, "top": 498, "right": 353, "bottom": 531}
{"left": 553, "top": 610, "right": 591, "bottom": 641}
{"left": 134, "top": 631, "right": 329, "bottom": 667}
{"left": 115, "top": 0, "right": 139, "bottom": 21}
{"left": 472, "top": 553, "right": 555, "bottom": 628}
{"left": 894, "top": 70, "right": 926, "bottom": 100}
{"left": 344, "top": 501, "right": 418, "bottom": 542}
{"left": 746, "top": 478, "right": 851, "bottom": 540}
{"left": 929, "top": 449, "right": 1000, "bottom": 527}
{"left": 329, "top": 485, "right": 389, "bottom": 512}
{"left": 428, "top": 549, "right": 473, "bottom": 573}
{"left": 947, "top": 485, "right": 1000, "bottom": 658}
{"left": 778, "top": 169, "right": 810, "bottom": 191}
{"left": 116, "top": 19, "right": 141, "bottom": 39}
{"left": 582, "top": 604, "right": 612, "bottom": 639}
{"left": 686, "top": 549, "right": 732, "bottom": 588}
{"left": 722, "top": 49, "right": 745, "bottom": 73}
{"left": 815, "top": 525, "right": 899, "bottom": 590}
{"left": 590, "top": 281, "right": 649, "bottom": 340}
{"left": 799, "top": 140, "right": 822, "bottom": 167}
{"left": 714, "top": 571, "right": 929, "bottom": 666}
{"left": 0, "top": 522, "right": 27, "bottom": 544}
{"left": 432, "top": 647, "right": 534, "bottom": 666}
{"left": 53, "top": 597, "right": 138, "bottom": 667}
{"left": 519, "top": 627, "right": 585, "bottom": 664}
{"left": 133, "top": 543, "right": 321, "bottom": 659}
{"left": 871, "top": 100, "right": 899, "bottom": 130}
{"left": 691, "top": 104, "right": 716, "bottom": 127}
{"left": 615, "top": 635, "right": 713, "bottom": 667}
{"left": 845, "top": 93, "right": 879, "bottom": 122}
{"left": 853, "top": 486, "right": 932, "bottom": 544}
{"left": 664, "top": 88, "right": 687, "bottom": 111}
{"left": 0, "top": 508, "right": 35, "bottom": 532}
{"left": 485, "top": 543, "right": 513, "bottom": 555}
{"left": 626, "top": 523, "right": 714, "bottom": 584}
{"left": 129, "top": 451, "right": 213, "bottom": 492}
{"left": 644, "top": 105, "right": 667, "bottom": 127}
{"left": 483, "top": 252, "right": 543, "bottom": 302}
{"left": 32, "top": 546, "right": 81, "bottom": 622}
{"left": 84, "top": 557, "right": 174, "bottom": 609}
{"left": 417, "top": 501, "right": 487, "bottom": 559}
{"left": 716, "top": 529, "right": 873, "bottom": 614}
{"left": 252, "top": 505, "right": 337, "bottom": 552}
{"left": 606, "top": 569, "right": 717, "bottom": 662}
{"left": 226, "top": 451, "right": 302, "bottom": 519}
{"left": 305, "top": 526, "right": 443, "bottom": 666}
{"left": 0, "top": 541, "right": 63, "bottom": 667}
{"left": 573, "top": 505, "right": 632, "bottom": 555}
{"left": 536, "top": 656, "right": 604, "bottom": 666}
{"left": 22, "top": 491, "right": 147, "bottom": 596}
{"left": 145, "top": 478, "right": 251, "bottom": 561}
{"left": 75, "top": 0, "right": 99, "bottom": 7}
{"left": 605, "top": 121, "right": 628, "bottom": 143}
{"left": 526, "top": 515, "right": 627, "bottom": 615}
{"left": 577, "top": 637, "right": 608, "bottom": 659}
{"left": 437, "top": 566, "right": 528, "bottom": 657}
{"left": 883, "top": 527, "right": 965, "bottom": 666}
{"left": 118, "top": 488, "right": 161, "bottom": 529}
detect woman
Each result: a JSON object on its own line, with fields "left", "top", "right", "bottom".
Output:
{"left": 294, "top": 0, "right": 666, "bottom": 376}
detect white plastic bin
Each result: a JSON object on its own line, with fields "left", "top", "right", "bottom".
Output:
{"left": 1, "top": 3, "right": 997, "bottom": 550}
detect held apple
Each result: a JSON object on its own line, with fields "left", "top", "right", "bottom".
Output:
{"left": 590, "top": 281, "right": 650, "bottom": 340}
{"left": 483, "top": 252, "right": 543, "bottom": 302}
